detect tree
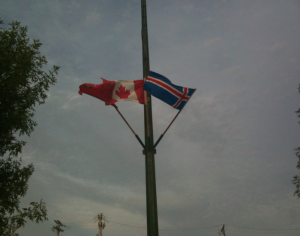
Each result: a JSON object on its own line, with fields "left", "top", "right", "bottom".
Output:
{"left": 293, "top": 84, "right": 300, "bottom": 197}
{"left": 0, "top": 19, "right": 59, "bottom": 235}
{"left": 0, "top": 19, "right": 59, "bottom": 157}
{"left": 0, "top": 159, "right": 47, "bottom": 235}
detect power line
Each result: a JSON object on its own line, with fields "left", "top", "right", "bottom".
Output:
{"left": 228, "top": 225, "right": 300, "bottom": 231}
{"left": 61, "top": 219, "right": 95, "bottom": 228}
{"left": 106, "top": 218, "right": 300, "bottom": 232}
{"left": 107, "top": 219, "right": 219, "bottom": 231}
{"left": 108, "top": 220, "right": 146, "bottom": 229}
{"left": 52, "top": 215, "right": 300, "bottom": 232}
{"left": 159, "top": 226, "right": 220, "bottom": 231}
{"left": 72, "top": 221, "right": 95, "bottom": 227}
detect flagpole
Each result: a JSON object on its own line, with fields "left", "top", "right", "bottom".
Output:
{"left": 141, "top": 0, "right": 159, "bottom": 236}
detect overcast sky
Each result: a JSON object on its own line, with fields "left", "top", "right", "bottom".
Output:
{"left": 2, "top": 0, "right": 300, "bottom": 236}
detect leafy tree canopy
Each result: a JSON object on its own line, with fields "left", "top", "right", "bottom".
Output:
{"left": 0, "top": 158, "right": 47, "bottom": 235}
{"left": 0, "top": 19, "right": 59, "bottom": 157}
{"left": 0, "top": 19, "right": 59, "bottom": 235}
{"left": 293, "top": 84, "right": 300, "bottom": 198}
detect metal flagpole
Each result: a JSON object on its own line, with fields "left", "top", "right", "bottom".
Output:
{"left": 141, "top": 0, "right": 159, "bottom": 236}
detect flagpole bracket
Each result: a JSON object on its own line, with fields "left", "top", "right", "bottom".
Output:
{"left": 153, "top": 134, "right": 164, "bottom": 148}
{"left": 135, "top": 135, "right": 145, "bottom": 149}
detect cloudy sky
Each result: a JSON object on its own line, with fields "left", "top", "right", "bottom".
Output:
{"left": 2, "top": 0, "right": 300, "bottom": 235}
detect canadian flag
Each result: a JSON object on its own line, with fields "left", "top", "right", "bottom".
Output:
{"left": 79, "top": 79, "right": 145, "bottom": 105}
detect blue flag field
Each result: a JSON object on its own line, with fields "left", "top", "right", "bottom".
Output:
{"left": 144, "top": 71, "right": 196, "bottom": 110}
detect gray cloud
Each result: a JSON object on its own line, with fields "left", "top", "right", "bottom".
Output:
{"left": 2, "top": 0, "right": 300, "bottom": 236}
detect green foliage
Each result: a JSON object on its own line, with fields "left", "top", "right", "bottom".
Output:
{"left": 293, "top": 84, "right": 300, "bottom": 198}
{"left": 0, "top": 158, "right": 48, "bottom": 235}
{"left": 0, "top": 19, "right": 59, "bottom": 234}
{"left": 0, "top": 19, "right": 59, "bottom": 157}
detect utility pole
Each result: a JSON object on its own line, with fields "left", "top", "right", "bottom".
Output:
{"left": 220, "top": 224, "right": 226, "bottom": 236}
{"left": 51, "top": 220, "right": 67, "bottom": 236}
{"left": 97, "top": 214, "right": 106, "bottom": 236}
{"left": 141, "top": 1, "right": 159, "bottom": 236}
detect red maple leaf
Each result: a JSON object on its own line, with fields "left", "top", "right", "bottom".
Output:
{"left": 115, "top": 85, "right": 131, "bottom": 99}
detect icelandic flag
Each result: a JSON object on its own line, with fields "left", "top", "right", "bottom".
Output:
{"left": 144, "top": 71, "right": 196, "bottom": 110}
